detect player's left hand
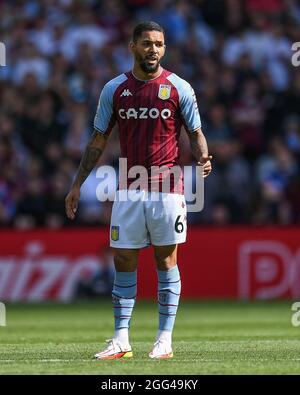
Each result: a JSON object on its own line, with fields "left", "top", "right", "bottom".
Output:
{"left": 65, "top": 187, "right": 80, "bottom": 220}
{"left": 198, "top": 155, "right": 212, "bottom": 178}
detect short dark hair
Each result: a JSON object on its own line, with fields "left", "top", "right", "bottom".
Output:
{"left": 132, "top": 21, "right": 164, "bottom": 43}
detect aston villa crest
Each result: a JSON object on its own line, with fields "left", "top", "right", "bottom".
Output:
{"left": 158, "top": 292, "right": 167, "bottom": 303}
{"left": 111, "top": 226, "right": 119, "bottom": 241}
{"left": 158, "top": 84, "right": 171, "bottom": 100}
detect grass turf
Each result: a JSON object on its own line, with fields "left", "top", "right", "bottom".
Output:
{"left": 0, "top": 300, "right": 300, "bottom": 375}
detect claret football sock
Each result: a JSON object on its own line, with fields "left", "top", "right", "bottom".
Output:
{"left": 157, "top": 265, "right": 181, "bottom": 341}
{"left": 112, "top": 271, "right": 137, "bottom": 347}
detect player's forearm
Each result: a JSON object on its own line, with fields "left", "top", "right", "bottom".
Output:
{"left": 188, "top": 128, "right": 209, "bottom": 162}
{"left": 72, "top": 131, "right": 107, "bottom": 189}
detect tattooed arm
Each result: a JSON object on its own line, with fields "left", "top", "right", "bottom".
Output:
{"left": 65, "top": 131, "right": 108, "bottom": 219}
{"left": 187, "top": 128, "right": 212, "bottom": 178}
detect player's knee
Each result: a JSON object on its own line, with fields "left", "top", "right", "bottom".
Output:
{"left": 155, "top": 255, "right": 177, "bottom": 271}
{"left": 114, "top": 251, "right": 137, "bottom": 272}
{"left": 154, "top": 245, "right": 177, "bottom": 270}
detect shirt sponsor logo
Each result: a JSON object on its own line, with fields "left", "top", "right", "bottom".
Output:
{"left": 118, "top": 107, "right": 171, "bottom": 120}
{"left": 158, "top": 84, "right": 171, "bottom": 100}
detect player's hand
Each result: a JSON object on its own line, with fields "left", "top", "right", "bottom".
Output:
{"left": 65, "top": 187, "right": 80, "bottom": 220}
{"left": 198, "top": 155, "right": 212, "bottom": 178}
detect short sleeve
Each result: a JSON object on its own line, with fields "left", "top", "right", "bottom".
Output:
{"left": 94, "top": 82, "right": 116, "bottom": 135}
{"left": 167, "top": 73, "right": 201, "bottom": 133}
{"left": 94, "top": 74, "right": 128, "bottom": 134}
{"left": 179, "top": 83, "right": 201, "bottom": 132}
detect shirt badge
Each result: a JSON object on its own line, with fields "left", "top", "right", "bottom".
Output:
{"left": 111, "top": 226, "right": 119, "bottom": 241}
{"left": 158, "top": 84, "right": 171, "bottom": 100}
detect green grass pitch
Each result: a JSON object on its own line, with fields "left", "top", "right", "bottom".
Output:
{"left": 1, "top": 300, "right": 300, "bottom": 374}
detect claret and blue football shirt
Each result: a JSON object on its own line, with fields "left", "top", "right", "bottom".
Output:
{"left": 94, "top": 68, "right": 201, "bottom": 193}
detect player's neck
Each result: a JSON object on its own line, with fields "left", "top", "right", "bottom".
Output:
{"left": 132, "top": 65, "right": 163, "bottom": 81}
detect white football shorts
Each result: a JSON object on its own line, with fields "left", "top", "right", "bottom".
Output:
{"left": 110, "top": 190, "right": 187, "bottom": 248}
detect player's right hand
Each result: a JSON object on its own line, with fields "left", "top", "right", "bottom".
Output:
{"left": 65, "top": 187, "right": 80, "bottom": 220}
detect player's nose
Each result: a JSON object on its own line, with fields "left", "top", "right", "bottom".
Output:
{"left": 148, "top": 43, "right": 159, "bottom": 53}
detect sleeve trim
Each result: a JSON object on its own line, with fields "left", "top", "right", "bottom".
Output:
{"left": 94, "top": 125, "right": 106, "bottom": 134}
{"left": 187, "top": 126, "right": 201, "bottom": 133}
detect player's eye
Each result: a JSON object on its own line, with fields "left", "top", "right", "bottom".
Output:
{"left": 142, "top": 41, "right": 164, "bottom": 48}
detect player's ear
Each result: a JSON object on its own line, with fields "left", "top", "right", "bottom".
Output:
{"left": 129, "top": 41, "right": 135, "bottom": 53}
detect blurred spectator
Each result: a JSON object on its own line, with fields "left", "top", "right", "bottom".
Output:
{"left": 44, "top": 171, "right": 71, "bottom": 228}
{"left": 15, "top": 177, "right": 46, "bottom": 228}
{"left": 253, "top": 137, "right": 299, "bottom": 224}
{"left": 13, "top": 43, "right": 50, "bottom": 85}
{"left": 283, "top": 115, "right": 300, "bottom": 154}
{"left": 231, "top": 78, "right": 265, "bottom": 158}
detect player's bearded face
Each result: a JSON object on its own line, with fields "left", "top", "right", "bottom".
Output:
{"left": 136, "top": 49, "right": 160, "bottom": 73}
{"left": 132, "top": 31, "right": 165, "bottom": 74}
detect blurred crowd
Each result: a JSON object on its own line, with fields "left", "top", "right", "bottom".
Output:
{"left": 1, "top": 0, "right": 300, "bottom": 228}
